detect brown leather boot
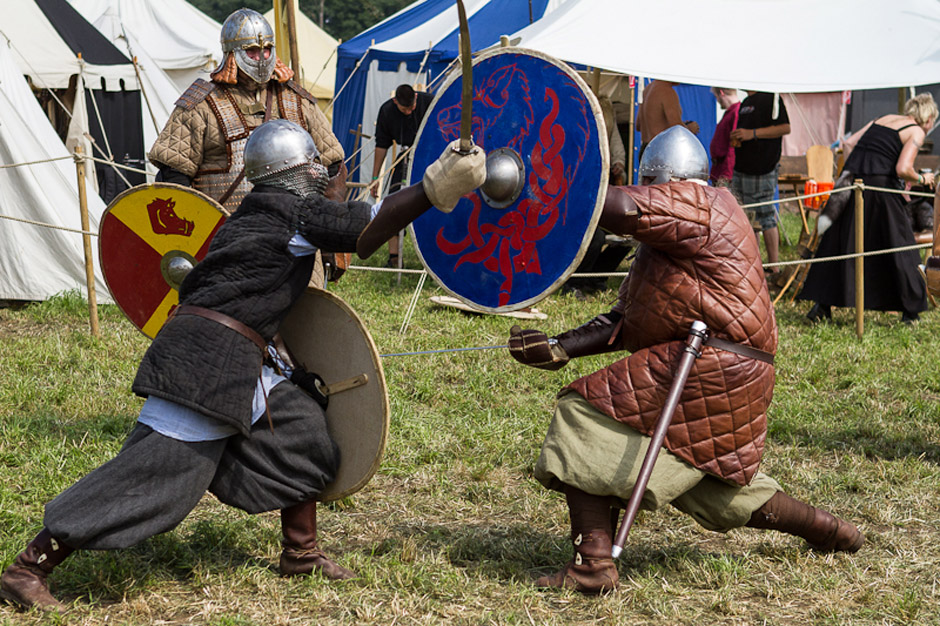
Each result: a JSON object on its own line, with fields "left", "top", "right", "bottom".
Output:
{"left": 279, "top": 501, "right": 356, "bottom": 579}
{"left": 535, "top": 485, "right": 619, "bottom": 594}
{"left": 0, "top": 529, "right": 73, "bottom": 611}
{"left": 746, "top": 491, "right": 865, "bottom": 553}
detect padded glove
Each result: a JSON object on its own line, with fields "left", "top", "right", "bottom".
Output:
{"left": 422, "top": 140, "right": 486, "bottom": 213}
{"left": 508, "top": 325, "right": 570, "bottom": 370}
{"left": 290, "top": 367, "right": 329, "bottom": 410}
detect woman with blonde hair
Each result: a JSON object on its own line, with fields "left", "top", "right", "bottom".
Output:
{"left": 799, "top": 92, "right": 938, "bottom": 323}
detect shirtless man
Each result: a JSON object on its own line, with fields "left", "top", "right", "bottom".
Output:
{"left": 636, "top": 80, "right": 700, "bottom": 157}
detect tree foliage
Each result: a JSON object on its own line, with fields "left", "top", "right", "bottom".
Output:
{"left": 187, "top": 0, "right": 412, "bottom": 43}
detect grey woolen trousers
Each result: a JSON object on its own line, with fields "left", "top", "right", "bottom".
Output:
{"left": 44, "top": 382, "right": 339, "bottom": 550}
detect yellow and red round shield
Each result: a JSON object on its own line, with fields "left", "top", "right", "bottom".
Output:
{"left": 99, "top": 183, "right": 226, "bottom": 338}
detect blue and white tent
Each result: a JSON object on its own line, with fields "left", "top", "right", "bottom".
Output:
{"left": 332, "top": 0, "right": 718, "bottom": 186}
{"left": 332, "top": 0, "right": 560, "bottom": 184}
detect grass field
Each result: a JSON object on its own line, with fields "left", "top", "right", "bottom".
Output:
{"left": 2, "top": 211, "right": 939, "bottom": 625}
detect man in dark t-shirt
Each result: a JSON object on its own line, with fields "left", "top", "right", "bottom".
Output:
{"left": 370, "top": 84, "right": 434, "bottom": 265}
{"left": 730, "top": 92, "right": 790, "bottom": 276}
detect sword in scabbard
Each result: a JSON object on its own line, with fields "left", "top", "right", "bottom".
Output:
{"left": 611, "top": 320, "right": 709, "bottom": 559}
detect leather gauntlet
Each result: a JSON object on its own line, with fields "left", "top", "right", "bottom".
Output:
{"left": 508, "top": 326, "right": 570, "bottom": 370}
{"left": 555, "top": 310, "right": 623, "bottom": 359}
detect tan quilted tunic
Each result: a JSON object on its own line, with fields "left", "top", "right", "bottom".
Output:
{"left": 565, "top": 182, "right": 777, "bottom": 486}
{"left": 148, "top": 77, "right": 343, "bottom": 180}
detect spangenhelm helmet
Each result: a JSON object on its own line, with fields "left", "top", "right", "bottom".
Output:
{"left": 220, "top": 8, "right": 276, "bottom": 84}
{"left": 638, "top": 125, "right": 709, "bottom": 184}
{"left": 244, "top": 119, "right": 328, "bottom": 196}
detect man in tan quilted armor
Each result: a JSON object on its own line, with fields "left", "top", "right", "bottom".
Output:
{"left": 148, "top": 8, "right": 343, "bottom": 285}
{"left": 509, "top": 127, "right": 864, "bottom": 594}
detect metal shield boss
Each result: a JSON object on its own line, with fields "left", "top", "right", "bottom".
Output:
{"left": 99, "top": 183, "right": 226, "bottom": 338}
{"left": 408, "top": 48, "right": 609, "bottom": 312}
{"left": 279, "top": 288, "right": 390, "bottom": 501}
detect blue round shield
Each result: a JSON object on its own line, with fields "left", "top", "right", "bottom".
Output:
{"left": 409, "top": 48, "right": 608, "bottom": 313}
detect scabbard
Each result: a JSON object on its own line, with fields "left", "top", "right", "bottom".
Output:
{"left": 611, "top": 320, "right": 708, "bottom": 558}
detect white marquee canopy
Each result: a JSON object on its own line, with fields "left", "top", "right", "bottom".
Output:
{"left": 513, "top": 0, "right": 940, "bottom": 92}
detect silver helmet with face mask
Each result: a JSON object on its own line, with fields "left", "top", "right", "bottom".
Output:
{"left": 244, "top": 119, "right": 329, "bottom": 197}
{"left": 638, "top": 125, "right": 709, "bottom": 184}
{"left": 220, "top": 8, "right": 277, "bottom": 84}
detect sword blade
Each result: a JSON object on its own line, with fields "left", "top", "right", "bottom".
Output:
{"left": 456, "top": 0, "right": 473, "bottom": 153}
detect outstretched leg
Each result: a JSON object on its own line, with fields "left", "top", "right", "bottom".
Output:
{"left": 535, "top": 484, "right": 619, "bottom": 594}
{"left": 279, "top": 500, "right": 356, "bottom": 579}
{"left": 746, "top": 491, "right": 864, "bottom": 552}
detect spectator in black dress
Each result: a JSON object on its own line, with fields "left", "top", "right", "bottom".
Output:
{"left": 799, "top": 93, "right": 938, "bottom": 323}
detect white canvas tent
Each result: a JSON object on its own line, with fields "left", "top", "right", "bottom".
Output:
{"left": 69, "top": 0, "right": 222, "bottom": 94}
{"left": 1, "top": 0, "right": 185, "bottom": 199}
{"left": 512, "top": 0, "right": 940, "bottom": 93}
{"left": 0, "top": 38, "right": 110, "bottom": 302}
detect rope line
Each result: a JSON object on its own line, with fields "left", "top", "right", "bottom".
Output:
{"left": 0, "top": 156, "right": 73, "bottom": 169}
{"left": 0, "top": 213, "right": 97, "bottom": 236}
{"left": 764, "top": 242, "right": 930, "bottom": 269}
{"left": 381, "top": 344, "right": 506, "bottom": 357}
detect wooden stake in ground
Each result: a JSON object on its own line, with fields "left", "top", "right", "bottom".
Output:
{"left": 854, "top": 179, "right": 864, "bottom": 338}
{"left": 74, "top": 145, "right": 99, "bottom": 337}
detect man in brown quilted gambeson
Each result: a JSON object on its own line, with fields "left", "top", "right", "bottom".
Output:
{"left": 148, "top": 8, "right": 343, "bottom": 217}
{"left": 509, "top": 126, "right": 864, "bottom": 595}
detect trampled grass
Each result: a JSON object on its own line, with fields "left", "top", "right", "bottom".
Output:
{"left": 2, "top": 229, "right": 940, "bottom": 624}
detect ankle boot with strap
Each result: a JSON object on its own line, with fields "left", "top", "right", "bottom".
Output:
{"left": 535, "top": 485, "right": 619, "bottom": 594}
{"left": 279, "top": 500, "right": 356, "bottom": 579}
{"left": 0, "top": 529, "right": 73, "bottom": 611}
{"left": 746, "top": 491, "right": 865, "bottom": 553}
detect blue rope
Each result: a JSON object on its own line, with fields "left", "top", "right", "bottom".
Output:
{"left": 381, "top": 345, "right": 507, "bottom": 358}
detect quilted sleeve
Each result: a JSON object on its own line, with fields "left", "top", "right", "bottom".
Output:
{"left": 148, "top": 105, "right": 210, "bottom": 178}
{"left": 622, "top": 183, "right": 711, "bottom": 258}
{"left": 297, "top": 196, "right": 371, "bottom": 252}
{"left": 302, "top": 99, "right": 344, "bottom": 167}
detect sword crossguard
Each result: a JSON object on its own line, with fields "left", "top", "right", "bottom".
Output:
{"left": 452, "top": 138, "right": 479, "bottom": 156}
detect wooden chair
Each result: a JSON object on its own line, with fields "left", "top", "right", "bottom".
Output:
{"left": 773, "top": 145, "right": 834, "bottom": 304}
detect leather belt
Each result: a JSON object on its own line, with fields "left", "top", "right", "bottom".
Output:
{"left": 705, "top": 335, "right": 774, "bottom": 365}
{"left": 173, "top": 305, "right": 266, "bottom": 351}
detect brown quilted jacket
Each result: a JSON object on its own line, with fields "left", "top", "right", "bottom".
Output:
{"left": 565, "top": 182, "right": 777, "bottom": 485}
{"left": 148, "top": 77, "right": 343, "bottom": 178}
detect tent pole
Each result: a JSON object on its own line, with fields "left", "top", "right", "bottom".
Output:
{"left": 74, "top": 145, "right": 99, "bottom": 337}
{"left": 627, "top": 79, "right": 635, "bottom": 185}
{"left": 285, "top": 0, "right": 301, "bottom": 75}
{"left": 132, "top": 56, "right": 160, "bottom": 134}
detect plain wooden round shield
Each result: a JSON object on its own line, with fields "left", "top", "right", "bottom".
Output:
{"left": 278, "top": 288, "right": 390, "bottom": 501}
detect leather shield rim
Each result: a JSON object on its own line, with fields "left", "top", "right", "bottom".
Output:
{"left": 280, "top": 287, "right": 390, "bottom": 502}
